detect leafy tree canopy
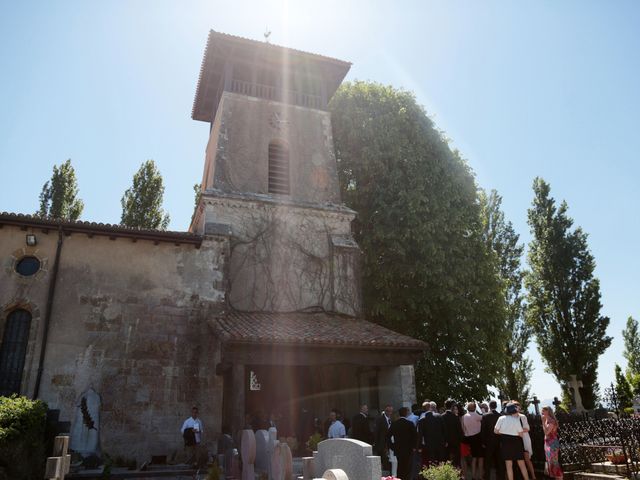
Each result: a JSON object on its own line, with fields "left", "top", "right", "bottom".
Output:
{"left": 329, "top": 81, "right": 507, "bottom": 402}
{"left": 120, "top": 160, "right": 170, "bottom": 230}
{"left": 37, "top": 159, "right": 84, "bottom": 220}
{"left": 525, "top": 177, "right": 611, "bottom": 409}
{"left": 615, "top": 364, "right": 634, "bottom": 410}
{"left": 623, "top": 316, "right": 640, "bottom": 377}
{"left": 480, "top": 189, "right": 532, "bottom": 404}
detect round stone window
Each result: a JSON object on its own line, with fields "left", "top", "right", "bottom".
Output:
{"left": 15, "top": 256, "right": 41, "bottom": 276}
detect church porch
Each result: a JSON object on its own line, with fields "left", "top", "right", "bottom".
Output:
{"left": 211, "top": 311, "right": 425, "bottom": 451}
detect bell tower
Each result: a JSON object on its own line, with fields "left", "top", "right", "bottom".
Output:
{"left": 191, "top": 31, "right": 361, "bottom": 316}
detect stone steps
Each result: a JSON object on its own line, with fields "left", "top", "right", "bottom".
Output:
{"left": 591, "top": 461, "right": 635, "bottom": 475}
{"left": 573, "top": 472, "right": 626, "bottom": 480}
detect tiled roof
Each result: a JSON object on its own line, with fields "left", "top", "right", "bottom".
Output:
{"left": 211, "top": 310, "right": 426, "bottom": 350}
{"left": 209, "top": 30, "right": 352, "bottom": 67}
{"left": 192, "top": 30, "right": 351, "bottom": 121}
{"left": 0, "top": 212, "right": 204, "bottom": 246}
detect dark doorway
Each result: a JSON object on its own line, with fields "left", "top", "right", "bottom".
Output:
{"left": 0, "top": 309, "right": 32, "bottom": 396}
{"left": 245, "top": 365, "right": 315, "bottom": 440}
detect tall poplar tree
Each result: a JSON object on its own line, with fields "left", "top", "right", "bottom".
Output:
{"left": 623, "top": 316, "right": 640, "bottom": 376}
{"left": 525, "top": 177, "right": 611, "bottom": 408}
{"left": 615, "top": 364, "right": 634, "bottom": 410}
{"left": 120, "top": 160, "right": 170, "bottom": 230}
{"left": 480, "top": 189, "right": 532, "bottom": 403}
{"left": 37, "top": 159, "right": 84, "bottom": 220}
{"left": 330, "top": 81, "right": 507, "bottom": 402}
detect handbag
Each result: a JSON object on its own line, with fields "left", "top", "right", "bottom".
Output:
{"left": 183, "top": 427, "right": 196, "bottom": 446}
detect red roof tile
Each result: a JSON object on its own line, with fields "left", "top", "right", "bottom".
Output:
{"left": 211, "top": 311, "right": 426, "bottom": 350}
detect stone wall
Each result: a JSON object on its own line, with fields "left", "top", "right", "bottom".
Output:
{"left": 202, "top": 92, "right": 342, "bottom": 205}
{"left": 377, "top": 366, "right": 417, "bottom": 410}
{"left": 196, "top": 194, "right": 362, "bottom": 315}
{"left": 0, "top": 224, "right": 228, "bottom": 461}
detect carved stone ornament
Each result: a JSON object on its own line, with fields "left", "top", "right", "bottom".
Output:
{"left": 250, "top": 370, "right": 261, "bottom": 391}
{"left": 269, "top": 112, "right": 290, "bottom": 131}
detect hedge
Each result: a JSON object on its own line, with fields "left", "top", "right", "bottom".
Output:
{"left": 0, "top": 395, "right": 48, "bottom": 480}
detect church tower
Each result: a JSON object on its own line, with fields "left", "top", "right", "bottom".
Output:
{"left": 191, "top": 31, "right": 361, "bottom": 316}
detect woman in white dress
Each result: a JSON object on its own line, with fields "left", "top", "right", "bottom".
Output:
{"left": 515, "top": 402, "right": 536, "bottom": 480}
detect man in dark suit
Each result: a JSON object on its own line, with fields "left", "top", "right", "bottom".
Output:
{"left": 375, "top": 405, "right": 394, "bottom": 470}
{"left": 417, "top": 401, "right": 447, "bottom": 466}
{"left": 352, "top": 404, "right": 373, "bottom": 444}
{"left": 481, "top": 400, "right": 504, "bottom": 480}
{"left": 386, "top": 407, "right": 418, "bottom": 480}
{"left": 442, "top": 399, "right": 463, "bottom": 467}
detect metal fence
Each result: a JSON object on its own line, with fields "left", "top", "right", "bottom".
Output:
{"left": 527, "top": 414, "right": 640, "bottom": 478}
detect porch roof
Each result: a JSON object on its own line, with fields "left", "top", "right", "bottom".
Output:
{"left": 211, "top": 310, "right": 426, "bottom": 351}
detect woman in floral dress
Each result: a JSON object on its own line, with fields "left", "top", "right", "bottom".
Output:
{"left": 542, "top": 406, "right": 563, "bottom": 479}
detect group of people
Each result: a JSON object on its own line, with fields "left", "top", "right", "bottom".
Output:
{"left": 181, "top": 399, "right": 564, "bottom": 480}
{"left": 324, "top": 400, "right": 563, "bottom": 480}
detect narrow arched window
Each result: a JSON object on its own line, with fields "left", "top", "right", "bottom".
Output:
{"left": 268, "top": 141, "right": 290, "bottom": 195}
{"left": 0, "top": 309, "right": 32, "bottom": 396}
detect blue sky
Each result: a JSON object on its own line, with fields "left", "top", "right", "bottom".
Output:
{"left": 1, "top": 0, "right": 638, "bottom": 401}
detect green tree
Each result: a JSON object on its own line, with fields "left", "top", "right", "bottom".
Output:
{"left": 525, "top": 177, "right": 612, "bottom": 409}
{"left": 37, "top": 159, "right": 84, "bottom": 220}
{"left": 329, "top": 81, "right": 507, "bottom": 402}
{"left": 615, "top": 364, "right": 634, "bottom": 410}
{"left": 191, "top": 183, "right": 202, "bottom": 223}
{"left": 480, "top": 189, "right": 533, "bottom": 404}
{"left": 623, "top": 316, "right": 640, "bottom": 376}
{"left": 120, "top": 160, "right": 170, "bottom": 230}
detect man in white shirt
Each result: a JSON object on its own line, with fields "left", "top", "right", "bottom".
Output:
{"left": 462, "top": 402, "right": 484, "bottom": 480}
{"left": 327, "top": 410, "right": 346, "bottom": 438}
{"left": 181, "top": 407, "right": 204, "bottom": 467}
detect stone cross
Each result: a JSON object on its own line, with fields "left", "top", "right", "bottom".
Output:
{"left": 45, "top": 436, "right": 71, "bottom": 480}
{"left": 568, "top": 374, "right": 585, "bottom": 412}
{"left": 532, "top": 396, "right": 541, "bottom": 416}
{"left": 552, "top": 397, "right": 562, "bottom": 412}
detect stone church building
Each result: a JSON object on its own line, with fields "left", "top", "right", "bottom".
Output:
{"left": 0, "top": 31, "right": 425, "bottom": 460}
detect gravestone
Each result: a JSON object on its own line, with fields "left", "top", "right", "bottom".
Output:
{"left": 268, "top": 427, "right": 278, "bottom": 480}
{"left": 45, "top": 436, "right": 71, "bottom": 480}
{"left": 241, "top": 429, "right": 256, "bottom": 480}
{"left": 323, "top": 469, "right": 349, "bottom": 480}
{"left": 568, "top": 374, "right": 585, "bottom": 413}
{"left": 302, "top": 457, "right": 315, "bottom": 480}
{"left": 272, "top": 442, "right": 293, "bottom": 480}
{"left": 313, "top": 439, "right": 381, "bottom": 480}
{"left": 255, "top": 429, "right": 270, "bottom": 473}
{"left": 69, "top": 388, "right": 100, "bottom": 457}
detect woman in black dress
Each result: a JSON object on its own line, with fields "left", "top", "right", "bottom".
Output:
{"left": 494, "top": 403, "right": 530, "bottom": 480}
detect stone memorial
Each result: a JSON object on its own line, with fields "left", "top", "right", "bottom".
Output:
{"left": 272, "top": 442, "right": 294, "bottom": 480}
{"left": 313, "top": 439, "right": 381, "bottom": 480}
{"left": 322, "top": 469, "right": 349, "bottom": 480}
{"left": 268, "top": 428, "right": 278, "bottom": 480}
{"left": 241, "top": 429, "right": 256, "bottom": 480}
{"left": 281, "top": 443, "right": 293, "bottom": 480}
{"left": 302, "top": 457, "right": 315, "bottom": 480}
{"left": 568, "top": 374, "right": 585, "bottom": 413}
{"left": 69, "top": 388, "right": 101, "bottom": 458}
{"left": 45, "top": 435, "right": 71, "bottom": 480}
{"left": 256, "top": 429, "right": 270, "bottom": 473}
